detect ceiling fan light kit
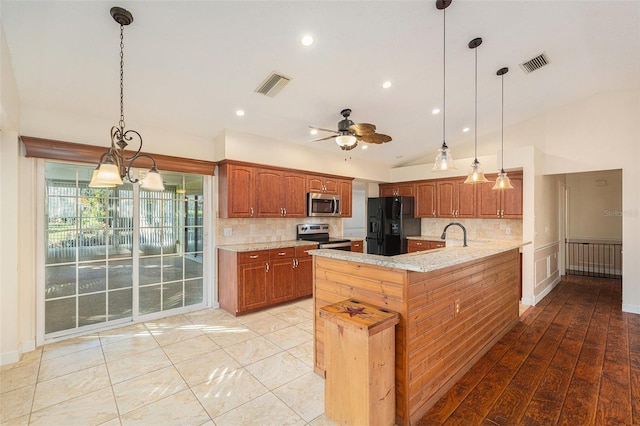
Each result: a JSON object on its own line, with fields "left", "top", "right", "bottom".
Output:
{"left": 493, "top": 66, "right": 514, "bottom": 190}
{"left": 308, "top": 108, "right": 391, "bottom": 151}
{"left": 433, "top": 0, "right": 456, "bottom": 171}
{"left": 464, "top": 36, "right": 489, "bottom": 184}
{"left": 89, "top": 6, "right": 164, "bottom": 191}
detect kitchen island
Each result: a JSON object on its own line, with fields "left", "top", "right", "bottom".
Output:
{"left": 311, "top": 240, "right": 527, "bottom": 425}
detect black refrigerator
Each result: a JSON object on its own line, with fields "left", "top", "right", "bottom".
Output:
{"left": 366, "top": 196, "right": 421, "bottom": 256}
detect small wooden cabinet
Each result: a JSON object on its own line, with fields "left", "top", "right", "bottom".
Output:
{"left": 436, "top": 178, "right": 477, "bottom": 218}
{"left": 307, "top": 175, "right": 339, "bottom": 194}
{"left": 407, "top": 239, "right": 445, "bottom": 253}
{"left": 338, "top": 179, "right": 353, "bottom": 217}
{"left": 379, "top": 183, "right": 416, "bottom": 197}
{"left": 350, "top": 240, "right": 364, "bottom": 252}
{"left": 415, "top": 181, "right": 437, "bottom": 218}
{"left": 218, "top": 244, "right": 317, "bottom": 315}
{"left": 477, "top": 171, "right": 523, "bottom": 218}
{"left": 218, "top": 163, "right": 256, "bottom": 218}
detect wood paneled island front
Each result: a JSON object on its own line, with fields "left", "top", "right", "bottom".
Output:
{"left": 311, "top": 240, "right": 526, "bottom": 425}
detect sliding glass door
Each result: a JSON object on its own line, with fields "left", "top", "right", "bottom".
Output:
{"left": 43, "top": 162, "right": 206, "bottom": 338}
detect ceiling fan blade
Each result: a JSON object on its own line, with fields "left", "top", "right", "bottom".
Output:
{"left": 359, "top": 133, "right": 392, "bottom": 144}
{"left": 307, "top": 135, "right": 337, "bottom": 142}
{"left": 308, "top": 125, "right": 339, "bottom": 134}
{"left": 348, "top": 123, "right": 376, "bottom": 135}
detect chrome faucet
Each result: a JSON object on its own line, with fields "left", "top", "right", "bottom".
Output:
{"left": 441, "top": 222, "right": 468, "bottom": 247}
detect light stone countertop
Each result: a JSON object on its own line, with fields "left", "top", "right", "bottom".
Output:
{"left": 309, "top": 239, "right": 530, "bottom": 273}
{"left": 217, "top": 237, "right": 364, "bottom": 252}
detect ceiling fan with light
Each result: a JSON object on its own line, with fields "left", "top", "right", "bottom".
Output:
{"left": 308, "top": 108, "right": 392, "bottom": 151}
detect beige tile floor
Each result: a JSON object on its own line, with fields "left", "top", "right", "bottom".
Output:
{"left": 0, "top": 298, "right": 337, "bottom": 426}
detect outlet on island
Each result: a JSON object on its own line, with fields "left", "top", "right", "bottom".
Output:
{"left": 223, "top": 228, "right": 232, "bottom": 237}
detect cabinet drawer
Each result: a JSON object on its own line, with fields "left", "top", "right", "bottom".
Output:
{"left": 237, "top": 250, "right": 269, "bottom": 264}
{"left": 295, "top": 245, "right": 318, "bottom": 257}
{"left": 350, "top": 241, "right": 363, "bottom": 252}
{"left": 269, "top": 247, "right": 295, "bottom": 259}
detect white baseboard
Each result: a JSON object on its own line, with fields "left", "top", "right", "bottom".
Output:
{"left": 522, "top": 275, "right": 561, "bottom": 306}
{"left": 622, "top": 303, "right": 640, "bottom": 314}
{"left": 0, "top": 350, "right": 20, "bottom": 366}
{"left": 21, "top": 339, "right": 36, "bottom": 354}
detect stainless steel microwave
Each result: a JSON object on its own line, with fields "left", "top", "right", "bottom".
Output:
{"left": 307, "top": 193, "right": 341, "bottom": 217}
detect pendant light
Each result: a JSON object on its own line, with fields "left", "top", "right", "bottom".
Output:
{"left": 493, "top": 67, "right": 514, "bottom": 190}
{"left": 89, "top": 7, "right": 164, "bottom": 191}
{"left": 464, "top": 37, "right": 489, "bottom": 184}
{"left": 432, "top": 0, "right": 456, "bottom": 171}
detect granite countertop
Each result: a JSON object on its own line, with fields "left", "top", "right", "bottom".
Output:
{"left": 406, "top": 235, "right": 445, "bottom": 241}
{"left": 217, "top": 240, "right": 319, "bottom": 252}
{"left": 309, "top": 239, "right": 530, "bottom": 273}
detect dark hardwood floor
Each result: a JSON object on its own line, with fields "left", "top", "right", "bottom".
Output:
{"left": 417, "top": 275, "right": 640, "bottom": 426}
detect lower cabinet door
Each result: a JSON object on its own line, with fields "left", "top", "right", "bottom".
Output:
{"left": 238, "top": 262, "right": 269, "bottom": 312}
{"left": 270, "top": 258, "right": 295, "bottom": 303}
{"left": 295, "top": 256, "right": 313, "bottom": 297}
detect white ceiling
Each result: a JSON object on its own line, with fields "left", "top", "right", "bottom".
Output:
{"left": 2, "top": 1, "right": 639, "bottom": 168}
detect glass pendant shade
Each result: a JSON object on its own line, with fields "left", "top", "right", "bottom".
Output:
{"left": 89, "top": 162, "right": 123, "bottom": 187}
{"left": 464, "top": 159, "right": 489, "bottom": 184}
{"left": 433, "top": 142, "right": 456, "bottom": 171}
{"left": 88, "top": 168, "right": 117, "bottom": 188}
{"left": 492, "top": 170, "right": 514, "bottom": 190}
{"left": 140, "top": 167, "right": 165, "bottom": 191}
{"left": 335, "top": 134, "right": 357, "bottom": 147}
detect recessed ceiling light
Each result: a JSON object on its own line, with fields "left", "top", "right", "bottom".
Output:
{"left": 432, "top": 108, "right": 440, "bottom": 115}
{"left": 310, "top": 129, "right": 318, "bottom": 135}
{"left": 236, "top": 110, "right": 245, "bottom": 117}
{"left": 382, "top": 81, "right": 392, "bottom": 89}
{"left": 462, "top": 127, "right": 470, "bottom": 132}
{"left": 301, "top": 35, "right": 314, "bottom": 47}
{"left": 361, "top": 145, "right": 368, "bottom": 150}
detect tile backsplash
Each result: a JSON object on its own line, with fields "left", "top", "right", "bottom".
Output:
{"left": 217, "top": 218, "right": 343, "bottom": 246}
{"left": 420, "top": 218, "right": 523, "bottom": 241}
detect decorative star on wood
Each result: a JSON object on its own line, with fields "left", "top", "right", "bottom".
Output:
{"left": 342, "top": 305, "right": 366, "bottom": 317}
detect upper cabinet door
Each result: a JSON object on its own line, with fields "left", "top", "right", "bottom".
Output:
{"left": 501, "top": 172, "right": 523, "bottom": 218}
{"left": 255, "top": 168, "right": 284, "bottom": 217}
{"left": 477, "top": 174, "right": 501, "bottom": 218}
{"left": 220, "top": 164, "right": 255, "bottom": 218}
{"left": 415, "top": 181, "right": 437, "bottom": 218}
{"left": 339, "top": 179, "right": 352, "bottom": 217}
{"left": 455, "top": 180, "right": 477, "bottom": 218}
{"left": 436, "top": 180, "right": 456, "bottom": 217}
{"left": 282, "top": 172, "right": 307, "bottom": 217}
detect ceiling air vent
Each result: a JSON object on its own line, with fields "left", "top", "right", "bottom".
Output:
{"left": 519, "top": 53, "right": 549, "bottom": 74}
{"left": 255, "top": 72, "right": 291, "bottom": 97}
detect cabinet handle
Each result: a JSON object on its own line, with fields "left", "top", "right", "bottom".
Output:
{"left": 249, "top": 255, "right": 259, "bottom": 259}
{"left": 283, "top": 208, "right": 287, "bottom": 216}
{"left": 265, "top": 262, "right": 269, "bottom": 272}
{"left": 292, "top": 259, "right": 296, "bottom": 268}
{"left": 501, "top": 210, "right": 505, "bottom": 217}
{"left": 277, "top": 252, "right": 286, "bottom": 256}
{"left": 250, "top": 207, "right": 254, "bottom": 217}
{"left": 416, "top": 242, "right": 422, "bottom": 246}
{"left": 497, "top": 210, "right": 500, "bottom": 217}
{"left": 432, "top": 210, "right": 436, "bottom": 217}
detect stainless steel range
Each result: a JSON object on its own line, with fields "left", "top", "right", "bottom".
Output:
{"left": 296, "top": 224, "right": 351, "bottom": 251}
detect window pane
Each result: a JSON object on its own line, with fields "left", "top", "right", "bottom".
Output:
{"left": 163, "top": 227, "right": 179, "bottom": 255}
{"left": 78, "top": 262, "right": 106, "bottom": 294}
{"left": 46, "top": 230, "right": 77, "bottom": 264}
{"left": 163, "top": 282, "right": 183, "bottom": 310}
{"left": 108, "top": 229, "right": 133, "bottom": 259}
{"left": 79, "top": 197, "right": 107, "bottom": 229}
{"left": 139, "top": 285, "right": 161, "bottom": 315}
{"left": 78, "top": 230, "right": 106, "bottom": 262}
{"left": 78, "top": 293, "right": 106, "bottom": 326}
{"left": 45, "top": 298, "right": 76, "bottom": 334}
{"left": 140, "top": 228, "right": 162, "bottom": 256}
{"left": 109, "top": 288, "right": 132, "bottom": 320}
{"left": 185, "top": 279, "right": 203, "bottom": 306}
{"left": 109, "top": 259, "right": 133, "bottom": 289}
{"left": 45, "top": 264, "right": 76, "bottom": 299}
{"left": 163, "top": 255, "right": 183, "bottom": 282}
{"left": 140, "top": 257, "right": 161, "bottom": 285}
{"left": 185, "top": 227, "right": 203, "bottom": 254}
{"left": 185, "top": 257, "right": 202, "bottom": 279}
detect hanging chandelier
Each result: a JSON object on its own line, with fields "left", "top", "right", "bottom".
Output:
{"left": 493, "top": 67, "right": 514, "bottom": 190}
{"left": 89, "top": 7, "right": 164, "bottom": 191}
{"left": 464, "top": 37, "right": 489, "bottom": 184}
{"left": 432, "top": 0, "right": 456, "bottom": 171}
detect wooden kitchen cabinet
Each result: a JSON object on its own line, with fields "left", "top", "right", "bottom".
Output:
{"left": 350, "top": 240, "right": 363, "bottom": 252}
{"left": 477, "top": 171, "right": 523, "bottom": 218}
{"left": 338, "top": 179, "right": 352, "bottom": 217}
{"left": 415, "top": 181, "right": 437, "bottom": 218}
{"left": 436, "top": 178, "right": 476, "bottom": 218}
{"left": 307, "top": 175, "right": 339, "bottom": 194}
{"left": 294, "top": 245, "right": 317, "bottom": 298}
{"left": 255, "top": 168, "right": 307, "bottom": 218}
{"left": 218, "top": 163, "right": 256, "bottom": 218}
{"left": 407, "top": 239, "right": 445, "bottom": 253}
{"left": 379, "top": 182, "right": 416, "bottom": 197}
{"left": 218, "top": 244, "right": 317, "bottom": 315}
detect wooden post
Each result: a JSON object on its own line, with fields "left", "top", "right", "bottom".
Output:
{"left": 320, "top": 299, "right": 399, "bottom": 426}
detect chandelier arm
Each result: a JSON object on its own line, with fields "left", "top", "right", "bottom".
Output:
{"left": 125, "top": 153, "right": 159, "bottom": 184}
{"left": 122, "top": 129, "right": 144, "bottom": 161}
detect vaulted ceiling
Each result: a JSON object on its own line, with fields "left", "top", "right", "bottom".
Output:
{"left": 2, "top": 1, "right": 639, "bottom": 167}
